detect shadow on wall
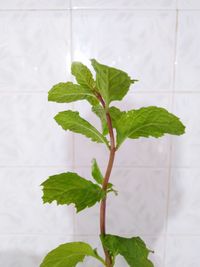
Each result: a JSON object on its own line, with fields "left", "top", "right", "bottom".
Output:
{"left": 0, "top": 251, "right": 42, "bottom": 267}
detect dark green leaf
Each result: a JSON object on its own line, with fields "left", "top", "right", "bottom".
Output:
{"left": 91, "top": 59, "right": 135, "bottom": 106}
{"left": 71, "top": 61, "right": 95, "bottom": 91}
{"left": 40, "top": 242, "right": 105, "bottom": 267}
{"left": 116, "top": 106, "right": 186, "bottom": 147}
{"left": 41, "top": 172, "right": 105, "bottom": 212}
{"left": 54, "top": 110, "right": 109, "bottom": 147}
{"left": 101, "top": 234, "right": 154, "bottom": 267}
{"left": 91, "top": 158, "right": 104, "bottom": 185}
{"left": 48, "top": 82, "right": 98, "bottom": 106}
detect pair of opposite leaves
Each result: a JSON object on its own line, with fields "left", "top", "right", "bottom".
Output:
{"left": 48, "top": 59, "right": 185, "bottom": 148}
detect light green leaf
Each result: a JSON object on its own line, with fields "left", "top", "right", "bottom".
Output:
{"left": 40, "top": 242, "right": 105, "bottom": 267}
{"left": 92, "top": 105, "right": 108, "bottom": 135}
{"left": 101, "top": 234, "right": 154, "bottom": 267}
{"left": 92, "top": 105, "right": 125, "bottom": 135}
{"left": 91, "top": 158, "right": 104, "bottom": 184}
{"left": 71, "top": 62, "right": 95, "bottom": 91}
{"left": 54, "top": 110, "right": 109, "bottom": 147}
{"left": 41, "top": 172, "right": 105, "bottom": 212}
{"left": 116, "top": 106, "right": 186, "bottom": 147}
{"left": 109, "top": 106, "right": 126, "bottom": 129}
{"left": 91, "top": 59, "right": 135, "bottom": 106}
{"left": 91, "top": 159, "right": 114, "bottom": 191}
{"left": 48, "top": 82, "right": 98, "bottom": 106}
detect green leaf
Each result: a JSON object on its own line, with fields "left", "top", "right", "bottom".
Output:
{"left": 116, "top": 106, "right": 186, "bottom": 147}
{"left": 92, "top": 105, "right": 125, "bottom": 135}
{"left": 91, "top": 59, "right": 135, "bottom": 106}
{"left": 48, "top": 82, "right": 98, "bottom": 106}
{"left": 92, "top": 105, "right": 108, "bottom": 135}
{"left": 71, "top": 62, "right": 95, "bottom": 91}
{"left": 91, "top": 158, "right": 104, "bottom": 184}
{"left": 41, "top": 172, "right": 105, "bottom": 212}
{"left": 40, "top": 242, "right": 106, "bottom": 267}
{"left": 54, "top": 110, "right": 109, "bottom": 147}
{"left": 91, "top": 159, "right": 114, "bottom": 191}
{"left": 109, "top": 106, "right": 126, "bottom": 129}
{"left": 101, "top": 234, "right": 154, "bottom": 267}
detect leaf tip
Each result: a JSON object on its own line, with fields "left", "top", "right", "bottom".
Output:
{"left": 131, "top": 79, "right": 139, "bottom": 83}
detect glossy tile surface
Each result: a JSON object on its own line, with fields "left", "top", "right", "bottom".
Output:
{"left": 0, "top": 167, "right": 74, "bottom": 234}
{"left": 72, "top": 0, "right": 176, "bottom": 9}
{"left": 175, "top": 11, "right": 200, "bottom": 91}
{"left": 171, "top": 94, "right": 200, "bottom": 167}
{"left": 0, "top": 0, "right": 70, "bottom": 9}
{"left": 72, "top": 10, "right": 176, "bottom": 92}
{"left": 0, "top": 11, "right": 71, "bottom": 92}
{"left": 167, "top": 168, "right": 200, "bottom": 234}
{"left": 0, "top": 94, "right": 73, "bottom": 166}
{"left": 165, "top": 237, "right": 200, "bottom": 267}
{"left": 0, "top": 235, "right": 73, "bottom": 266}
{"left": 178, "top": 0, "right": 200, "bottom": 9}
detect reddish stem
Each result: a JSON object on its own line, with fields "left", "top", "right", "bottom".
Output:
{"left": 97, "top": 93, "right": 116, "bottom": 267}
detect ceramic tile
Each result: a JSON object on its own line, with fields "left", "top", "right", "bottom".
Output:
{"left": 175, "top": 11, "right": 200, "bottom": 91}
{"left": 0, "top": 235, "right": 73, "bottom": 267}
{"left": 72, "top": 0, "right": 176, "bottom": 9}
{"left": 0, "top": 167, "right": 74, "bottom": 234}
{"left": 74, "top": 93, "right": 171, "bottom": 167}
{"left": 72, "top": 10, "right": 176, "bottom": 92}
{"left": 0, "top": 0, "right": 69, "bottom": 9}
{"left": 167, "top": 168, "right": 200, "bottom": 234}
{"left": 0, "top": 94, "right": 73, "bottom": 166}
{"left": 147, "top": 236, "right": 165, "bottom": 267}
{"left": 0, "top": 11, "right": 71, "bottom": 92}
{"left": 165, "top": 237, "right": 200, "bottom": 267}
{"left": 171, "top": 94, "right": 200, "bottom": 167}
{"left": 178, "top": 0, "right": 200, "bottom": 9}
{"left": 74, "top": 167, "right": 168, "bottom": 236}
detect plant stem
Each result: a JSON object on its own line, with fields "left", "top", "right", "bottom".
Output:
{"left": 97, "top": 94, "right": 116, "bottom": 267}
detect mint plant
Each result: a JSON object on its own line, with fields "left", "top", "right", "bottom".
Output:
{"left": 40, "top": 59, "right": 185, "bottom": 267}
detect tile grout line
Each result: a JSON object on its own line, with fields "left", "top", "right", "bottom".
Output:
{"left": 1, "top": 90, "right": 200, "bottom": 95}
{"left": 0, "top": 165, "right": 199, "bottom": 169}
{"left": 1, "top": 233, "right": 200, "bottom": 237}
{"left": 0, "top": 8, "right": 199, "bottom": 12}
{"left": 69, "top": 0, "right": 77, "bottom": 241}
{"left": 163, "top": 7, "right": 179, "bottom": 266}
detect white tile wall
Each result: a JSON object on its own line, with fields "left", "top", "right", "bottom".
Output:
{"left": 72, "top": 0, "right": 176, "bottom": 9}
{"left": 178, "top": 0, "right": 200, "bottom": 9}
{"left": 175, "top": 11, "right": 200, "bottom": 91}
{"left": 72, "top": 9, "right": 176, "bottom": 92}
{"left": 0, "top": 11, "right": 71, "bottom": 92}
{"left": 0, "top": 0, "right": 70, "bottom": 9}
{"left": 0, "top": 235, "right": 73, "bottom": 267}
{"left": 0, "top": 1, "right": 199, "bottom": 266}
{"left": 165, "top": 237, "right": 200, "bottom": 267}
